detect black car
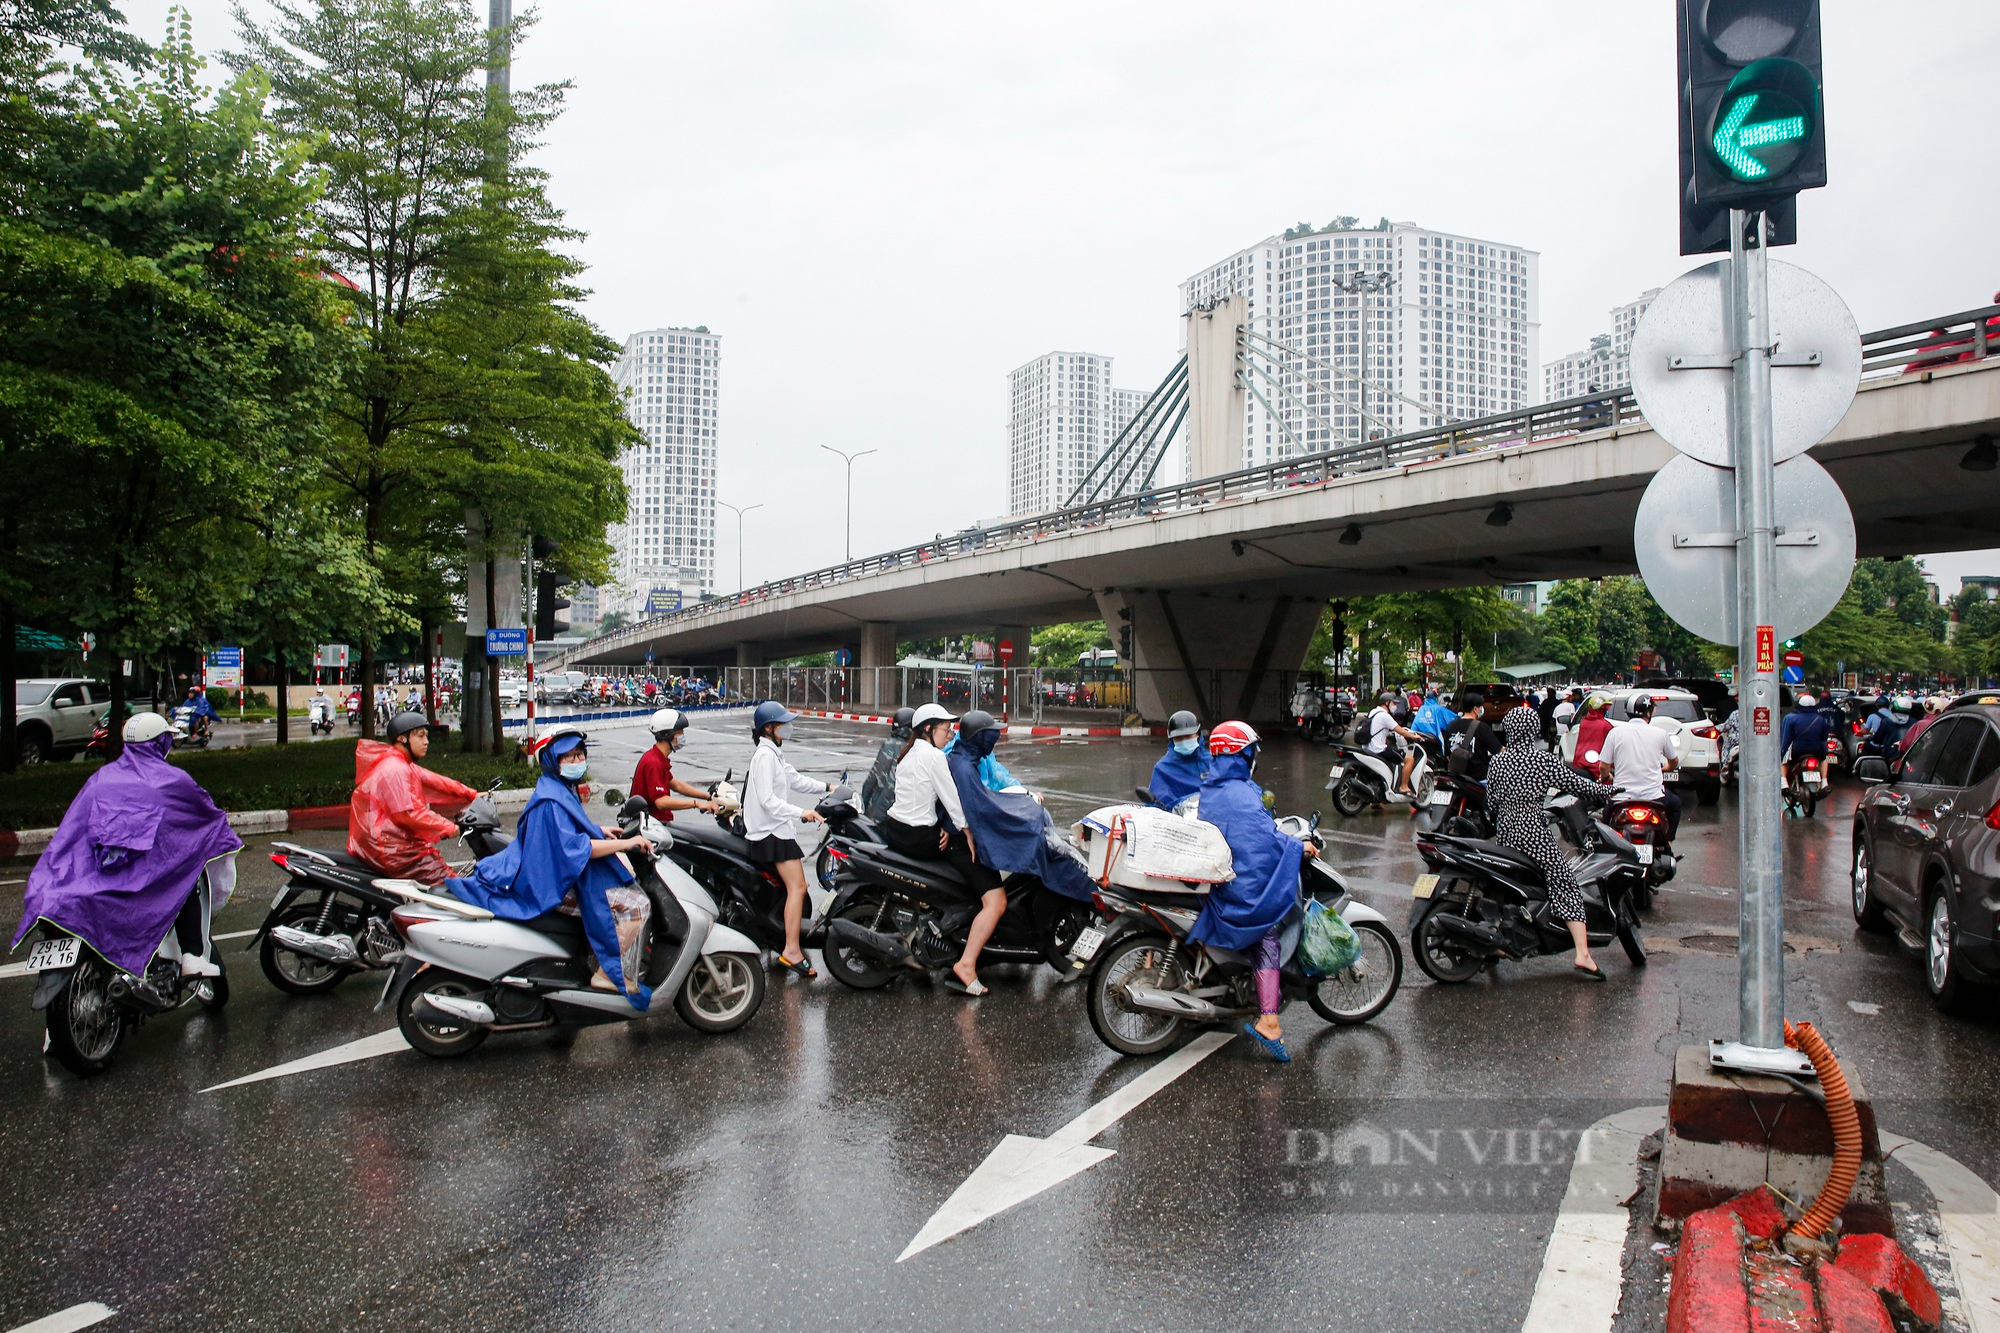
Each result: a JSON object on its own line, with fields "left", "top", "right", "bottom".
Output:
{"left": 1851, "top": 692, "right": 2000, "bottom": 1012}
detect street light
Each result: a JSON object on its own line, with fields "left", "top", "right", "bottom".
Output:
{"left": 718, "top": 500, "right": 762, "bottom": 594}
{"left": 1328, "top": 269, "right": 1395, "bottom": 457}
{"left": 820, "top": 445, "right": 878, "bottom": 561}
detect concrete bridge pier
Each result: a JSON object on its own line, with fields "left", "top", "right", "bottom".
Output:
{"left": 735, "top": 643, "right": 764, "bottom": 668}
{"left": 855, "top": 622, "right": 897, "bottom": 712}
{"left": 1096, "top": 589, "right": 1321, "bottom": 727}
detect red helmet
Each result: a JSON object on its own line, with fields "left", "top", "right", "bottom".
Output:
{"left": 1208, "top": 720, "right": 1260, "bottom": 755}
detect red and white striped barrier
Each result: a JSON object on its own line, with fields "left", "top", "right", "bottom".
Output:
{"left": 790, "top": 708, "right": 1154, "bottom": 738}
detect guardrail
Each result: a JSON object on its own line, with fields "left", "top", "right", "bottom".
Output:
{"left": 571, "top": 302, "right": 1998, "bottom": 661}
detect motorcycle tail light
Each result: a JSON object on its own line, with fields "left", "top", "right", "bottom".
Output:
{"left": 1986, "top": 798, "right": 2000, "bottom": 832}
{"left": 389, "top": 907, "right": 429, "bottom": 937}
{"left": 1622, "top": 808, "right": 1657, "bottom": 824}
{"left": 1826, "top": 737, "right": 1839, "bottom": 752}
{"left": 1804, "top": 756, "right": 1819, "bottom": 769}
{"left": 269, "top": 853, "right": 290, "bottom": 871}
{"left": 1852, "top": 721, "right": 1865, "bottom": 735}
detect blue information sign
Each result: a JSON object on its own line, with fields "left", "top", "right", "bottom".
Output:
{"left": 211, "top": 646, "right": 243, "bottom": 668}
{"left": 1781, "top": 665, "right": 1804, "bottom": 685}
{"left": 485, "top": 627, "right": 528, "bottom": 656}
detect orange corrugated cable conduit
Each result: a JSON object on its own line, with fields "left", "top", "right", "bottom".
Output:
{"left": 1784, "top": 1019, "right": 1862, "bottom": 1240}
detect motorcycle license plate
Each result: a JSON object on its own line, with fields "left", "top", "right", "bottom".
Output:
{"left": 1805, "top": 771, "right": 1825, "bottom": 789}
{"left": 1070, "top": 926, "right": 1107, "bottom": 962}
{"left": 1662, "top": 769, "right": 1680, "bottom": 782}
{"left": 1428, "top": 790, "right": 1453, "bottom": 806}
{"left": 1635, "top": 845, "right": 1654, "bottom": 864}
{"left": 26, "top": 937, "right": 79, "bottom": 972}
{"left": 1411, "top": 873, "right": 1440, "bottom": 899}
{"left": 1327, "top": 765, "right": 1346, "bottom": 784}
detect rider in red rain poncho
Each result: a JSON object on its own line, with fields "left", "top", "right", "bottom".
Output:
{"left": 349, "top": 713, "right": 477, "bottom": 885}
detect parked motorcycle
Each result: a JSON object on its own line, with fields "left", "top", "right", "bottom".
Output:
{"left": 251, "top": 781, "right": 513, "bottom": 995}
{"left": 1325, "top": 738, "right": 1438, "bottom": 816}
{"left": 379, "top": 795, "right": 765, "bottom": 1058}
{"left": 23, "top": 860, "right": 235, "bottom": 1076}
{"left": 1076, "top": 811, "right": 1402, "bottom": 1056}
{"left": 1406, "top": 796, "right": 1648, "bottom": 984}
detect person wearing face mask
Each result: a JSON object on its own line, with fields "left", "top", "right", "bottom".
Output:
{"left": 886, "top": 703, "right": 1004, "bottom": 995}
{"left": 631, "top": 709, "right": 720, "bottom": 822}
{"left": 446, "top": 726, "right": 654, "bottom": 1003}
{"left": 348, "top": 712, "right": 479, "bottom": 885}
{"left": 743, "top": 700, "right": 829, "bottom": 979}
{"left": 1150, "top": 710, "right": 1206, "bottom": 807}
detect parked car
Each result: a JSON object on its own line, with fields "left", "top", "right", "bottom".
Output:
{"left": 1851, "top": 691, "right": 2000, "bottom": 1012}
{"left": 1564, "top": 687, "right": 1723, "bottom": 805}
{"left": 14, "top": 678, "right": 112, "bottom": 765}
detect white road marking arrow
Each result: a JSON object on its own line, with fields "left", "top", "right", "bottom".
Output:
{"left": 897, "top": 1029, "right": 1235, "bottom": 1261}
{"left": 7, "top": 1302, "right": 116, "bottom": 1332}
{"left": 201, "top": 1027, "right": 410, "bottom": 1093}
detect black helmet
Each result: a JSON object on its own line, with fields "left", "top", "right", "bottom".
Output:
{"left": 1629, "top": 694, "right": 1656, "bottom": 718}
{"left": 1167, "top": 710, "right": 1200, "bottom": 739}
{"left": 891, "top": 706, "right": 916, "bottom": 738}
{"left": 959, "top": 709, "right": 1001, "bottom": 738}
{"left": 388, "top": 711, "right": 430, "bottom": 743}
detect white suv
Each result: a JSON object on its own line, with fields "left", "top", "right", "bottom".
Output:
{"left": 1562, "top": 687, "right": 1724, "bottom": 805}
{"left": 14, "top": 678, "right": 111, "bottom": 764}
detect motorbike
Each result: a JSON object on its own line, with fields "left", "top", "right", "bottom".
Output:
{"left": 1075, "top": 811, "right": 1403, "bottom": 1056}
{"left": 170, "top": 704, "right": 213, "bottom": 749}
{"left": 83, "top": 711, "right": 112, "bottom": 761}
{"left": 1606, "top": 798, "right": 1675, "bottom": 908}
{"left": 22, "top": 859, "right": 235, "bottom": 1076}
{"left": 1325, "top": 736, "right": 1438, "bottom": 817}
{"left": 1405, "top": 795, "right": 1648, "bottom": 984}
{"left": 378, "top": 795, "right": 765, "bottom": 1058}
{"left": 308, "top": 697, "right": 337, "bottom": 735}
{"left": 251, "top": 781, "right": 514, "bottom": 995}
{"left": 1784, "top": 751, "right": 1828, "bottom": 818}
{"left": 345, "top": 694, "right": 362, "bottom": 727}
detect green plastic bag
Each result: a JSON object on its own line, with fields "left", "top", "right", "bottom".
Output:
{"left": 1300, "top": 899, "right": 1360, "bottom": 976}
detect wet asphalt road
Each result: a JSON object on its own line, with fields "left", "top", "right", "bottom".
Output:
{"left": 1, "top": 716, "right": 1997, "bottom": 1331}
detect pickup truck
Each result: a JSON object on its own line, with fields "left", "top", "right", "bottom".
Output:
{"left": 15, "top": 678, "right": 112, "bottom": 764}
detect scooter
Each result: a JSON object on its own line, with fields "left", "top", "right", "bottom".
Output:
{"left": 1784, "top": 752, "right": 1827, "bottom": 819}
{"left": 251, "top": 781, "right": 514, "bottom": 995}
{"left": 1606, "top": 797, "right": 1675, "bottom": 908}
{"left": 22, "top": 858, "right": 236, "bottom": 1076}
{"left": 170, "top": 704, "right": 213, "bottom": 749}
{"left": 307, "top": 696, "right": 336, "bottom": 735}
{"left": 1326, "top": 738, "right": 1438, "bottom": 816}
{"left": 1075, "top": 811, "right": 1402, "bottom": 1056}
{"left": 378, "top": 796, "right": 765, "bottom": 1058}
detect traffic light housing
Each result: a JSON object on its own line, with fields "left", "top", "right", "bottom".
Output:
{"left": 1116, "top": 605, "right": 1134, "bottom": 662}
{"left": 531, "top": 537, "right": 570, "bottom": 640}
{"left": 1677, "top": 0, "right": 1825, "bottom": 255}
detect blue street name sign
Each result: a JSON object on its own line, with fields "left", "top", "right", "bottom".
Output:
{"left": 485, "top": 627, "right": 528, "bottom": 656}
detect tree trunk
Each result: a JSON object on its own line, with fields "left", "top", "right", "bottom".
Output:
{"left": 106, "top": 655, "right": 125, "bottom": 762}
{"left": 421, "top": 613, "right": 436, "bottom": 725}
{"left": 485, "top": 556, "right": 503, "bottom": 755}
{"left": 0, "top": 600, "right": 15, "bottom": 774}
{"left": 274, "top": 644, "right": 290, "bottom": 745}
{"left": 358, "top": 641, "right": 376, "bottom": 740}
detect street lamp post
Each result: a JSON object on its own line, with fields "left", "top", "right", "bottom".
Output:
{"left": 1329, "top": 268, "right": 1395, "bottom": 462}
{"left": 820, "top": 445, "right": 877, "bottom": 561}
{"left": 718, "top": 500, "right": 762, "bottom": 594}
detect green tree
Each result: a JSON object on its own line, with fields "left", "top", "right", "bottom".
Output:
{"left": 1032, "top": 620, "right": 1110, "bottom": 666}
{"left": 1538, "top": 581, "right": 1598, "bottom": 674}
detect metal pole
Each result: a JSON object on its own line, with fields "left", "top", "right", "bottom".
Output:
{"left": 1729, "top": 208, "right": 1788, "bottom": 1059}
{"left": 524, "top": 535, "right": 537, "bottom": 744}
{"left": 820, "top": 446, "right": 877, "bottom": 561}
{"left": 719, "top": 500, "right": 762, "bottom": 594}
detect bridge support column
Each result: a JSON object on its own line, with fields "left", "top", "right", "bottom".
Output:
{"left": 1096, "top": 590, "right": 1320, "bottom": 727}
{"left": 735, "top": 643, "right": 764, "bottom": 668}
{"left": 856, "top": 622, "right": 897, "bottom": 712}
{"left": 1185, "top": 293, "right": 1247, "bottom": 481}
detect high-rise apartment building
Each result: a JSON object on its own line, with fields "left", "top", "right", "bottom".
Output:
{"left": 609, "top": 326, "right": 719, "bottom": 614}
{"left": 1542, "top": 288, "right": 1660, "bottom": 402}
{"left": 1179, "top": 220, "right": 1539, "bottom": 472}
{"left": 1007, "top": 352, "right": 1153, "bottom": 517}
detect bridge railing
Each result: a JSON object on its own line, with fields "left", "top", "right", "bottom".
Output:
{"left": 571, "top": 302, "right": 1999, "bottom": 661}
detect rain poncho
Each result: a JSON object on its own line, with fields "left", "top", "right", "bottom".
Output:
{"left": 448, "top": 746, "right": 647, "bottom": 1009}
{"left": 1149, "top": 745, "right": 1206, "bottom": 807}
{"left": 943, "top": 733, "right": 1021, "bottom": 791}
{"left": 861, "top": 734, "right": 904, "bottom": 821}
{"left": 1187, "top": 751, "right": 1300, "bottom": 951}
{"left": 349, "top": 740, "right": 478, "bottom": 885}
{"left": 1412, "top": 696, "right": 1456, "bottom": 742}
{"left": 947, "top": 726, "right": 1095, "bottom": 900}
{"left": 11, "top": 733, "right": 243, "bottom": 975}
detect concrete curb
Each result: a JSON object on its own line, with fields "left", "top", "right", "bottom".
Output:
{"left": 791, "top": 708, "right": 1152, "bottom": 738}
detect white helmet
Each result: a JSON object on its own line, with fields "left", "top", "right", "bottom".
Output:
{"left": 1893, "top": 694, "right": 1915, "bottom": 714}
{"left": 648, "top": 707, "right": 686, "bottom": 737}
{"left": 123, "top": 711, "right": 183, "bottom": 744}
{"left": 1796, "top": 693, "right": 1817, "bottom": 708}
{"left": 911, "top": 703, "right": 956, "bottom": 731}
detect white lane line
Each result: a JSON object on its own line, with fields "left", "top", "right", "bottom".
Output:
{"left": 1881, "top": 1131, "right": 2000, "bottom": 1333}
{"left": 897, "top": 1029, "right": 1235, "bottom": 1261}
{"left": 7, "top": 1302, "right": 116, "bottom": 1332}
{"left": 200, "top": 1028, "right": 410, "bottom": 1093}
{"left": 1519, "top": 1104, "right": 1665, "bottom": 1333}
{"left": 1, "top": 930, "right": 264, "bottom": 982}
{"left": 1846, "top": 1000, "right": 1883, "bottom": 1015}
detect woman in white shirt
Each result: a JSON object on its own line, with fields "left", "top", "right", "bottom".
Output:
{"left": 744, "top": 701, "right": 828, "bottom": 978}
{"left": 887, "top": 704, "right": 1006, "bottom": 996}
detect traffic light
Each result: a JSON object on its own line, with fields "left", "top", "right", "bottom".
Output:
{"left": 1116, "top": 605, "right": 1134, "bottom": 662}
{"left": 1677, "top": 0, "right": 1825, "bottom": 254}
{"left": 531, "top": 537, "right": 570, "bottom": 640}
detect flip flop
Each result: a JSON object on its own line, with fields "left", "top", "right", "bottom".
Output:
{"left": 1573, "top": 961, "right": 1607, "bottom": 983}
{"left": 942, "top": 975, "right": 989, "bottom": 997}
{"left": 1241, "top": 1022, "right": 1291, "bottom": 1063}
{"left": 775, "top": 953, "right": 817, "bottom": 980}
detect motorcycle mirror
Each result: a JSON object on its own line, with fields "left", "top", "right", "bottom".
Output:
{"left": 1310, "top": 810, "right": 1322, "bottom": 830}
{"left": 488, "top": 777, "right": 503, "bottom": 792}
{"left": 620, "top": 795, "right": 649, "bottom": 819}
{"left": 603, "top": 788, "right": 625, "bottom": 807}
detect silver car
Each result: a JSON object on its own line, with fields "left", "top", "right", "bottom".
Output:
{"left": 14, "top": 678, "right": 111, "bottom": 764}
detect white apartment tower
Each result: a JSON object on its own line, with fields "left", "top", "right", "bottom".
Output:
{"left": 1179, "top": 220, "right": 1540, "bottom": 472}
{"left": 1542, "top": 288, "right": 1661, "bottom": 402}
{"left": 609, "top": 327, "right": 719, "bottom": 613}
{"left": 1008, "top": 352, "right": 1154, "bottom": 517}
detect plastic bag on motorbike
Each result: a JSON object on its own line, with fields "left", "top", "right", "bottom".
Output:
{"left": 1298, "top": 899, "right": 1360, "bottom": 976}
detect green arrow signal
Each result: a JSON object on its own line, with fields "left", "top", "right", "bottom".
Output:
{"left": 1713, "top": 92, "right": 1806, "bottom": 179}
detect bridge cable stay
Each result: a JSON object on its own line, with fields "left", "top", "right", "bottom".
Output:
{"left": 1235, "top": 365, "right": 1315, "bottom": 458}
{"left": 1126, "top": 394, "right": 1193, "bottom": 494}
{"left": 1244, "top": 328, "right": 1458, "bottom": 429}
{"left": 1238, "top": 338, "right": 1392, "bottom": 445}
{"left": 1104, "top": 373, "right": 1191, "bottom": 498}
{"left": 1065, "top": 354, "right": 1189, "bottom": 507}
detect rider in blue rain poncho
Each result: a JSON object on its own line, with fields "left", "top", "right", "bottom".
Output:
{"left": 1148, "top": 711, "right": 1206, "bottom": 807}
{"left": 447, "top": 726, "right": 654, "bottom": 1009}
{"left": 946, "top": 711, "right": 1096, "bottom": 902}
{"left": 1188, "top": 721, "right": 1305, "bottom": 1063}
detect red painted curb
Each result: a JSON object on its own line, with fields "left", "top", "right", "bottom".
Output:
{"left": 1668, "top": 1209, "right": 1752, "bottom": 1333}
{"left": 286, "top": 806, "right": 349, "bottom": 831}
{"left": 1814, "top": 1262, "right": 1895, "bottom": 1333}
{"left": 1744, "top": 1249, "right": 1819, "bottom": 1333}
{"left": 1835, "top": 1234, "right": 1942, "bottom": 1327}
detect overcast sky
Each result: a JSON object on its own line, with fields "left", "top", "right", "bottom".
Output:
{"left": 155, "top": 1, "right": 1999, "bottom": 594}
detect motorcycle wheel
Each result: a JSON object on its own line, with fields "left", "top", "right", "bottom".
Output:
{"left": 675, "top": 953, "right": 765, "bottom": 1033}
{"left": 1038, "top": 901, "right": 1097, "bottom": 974}
{"left": 1801, "top": 788, "right": 1818, "bottom": 819}
{"left": 1332, "top": 781, "right": 1369, "bottom": 818}
{"left": 397, "top": 969, "right": 490, "bottom": 1059}
{"left": 1615, "top": 897, "right": 1648, "bottom": 967}
{"left": 1410, "top": 907, "right": 1486, "bottom": 984}
{"left": 45, "top": 955, "right": 125, "bottom": 1077}
{"left": 1411, "top": 772, "right": 1436, "bottom": 808}
{"left": 814, "top": 845, "right": 840, "bottom": 894}
{"left": 1630, "top": 879, "right": 1654, "bottom": 911}
{"left": 258, "top": 904, "right": 356, "bottom": 996}
{"left": 1085, "top": 932, "right": 1187, "bottom": 1057}
{"left": 821, "top": 896, "right": 899, "bottom": 990}
{"left": 1305, "top": 921, "right": 1402, "bottom": 1024}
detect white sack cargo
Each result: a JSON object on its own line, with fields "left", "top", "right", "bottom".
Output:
{"left": 1072, "top": 804, "right": 1235, "bottom": 893}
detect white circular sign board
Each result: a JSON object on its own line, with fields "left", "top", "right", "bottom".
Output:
{"left": 1629, "top": 260, "right": 1863, "bottom": 467}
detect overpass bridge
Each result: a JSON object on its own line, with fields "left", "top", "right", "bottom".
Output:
{"left": 569, "top": 304, "right": 2000, "bottom": 722}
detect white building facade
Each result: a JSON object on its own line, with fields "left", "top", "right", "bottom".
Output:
{"left": 1542, "top": 288, "right": 1660, "bottom": 402}
{"left": 1179, "top": 220, "right": 1540, "bottom": 472}
{"left": 609, "top": 326, "right": 719, "bottom": 615}
{"left": 1007, "top": 352, "right": 1153, "bottom": 517}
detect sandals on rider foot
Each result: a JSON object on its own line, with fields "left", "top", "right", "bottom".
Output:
{"left": 1241, "top": 1022, "right": 1291, "bottom": 1063}
{"left": 942, "top": 975, "right": 988, "bottom": 997}
{"left": 1573, "top": 961, "right": 1607, "bottom": 982}
{"left": 775, "top": 953, "right": 817, "bottom": 980}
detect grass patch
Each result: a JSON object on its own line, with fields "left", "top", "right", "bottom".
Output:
{"left": 0, "top": 739, "right": 535, "bottom": 830}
